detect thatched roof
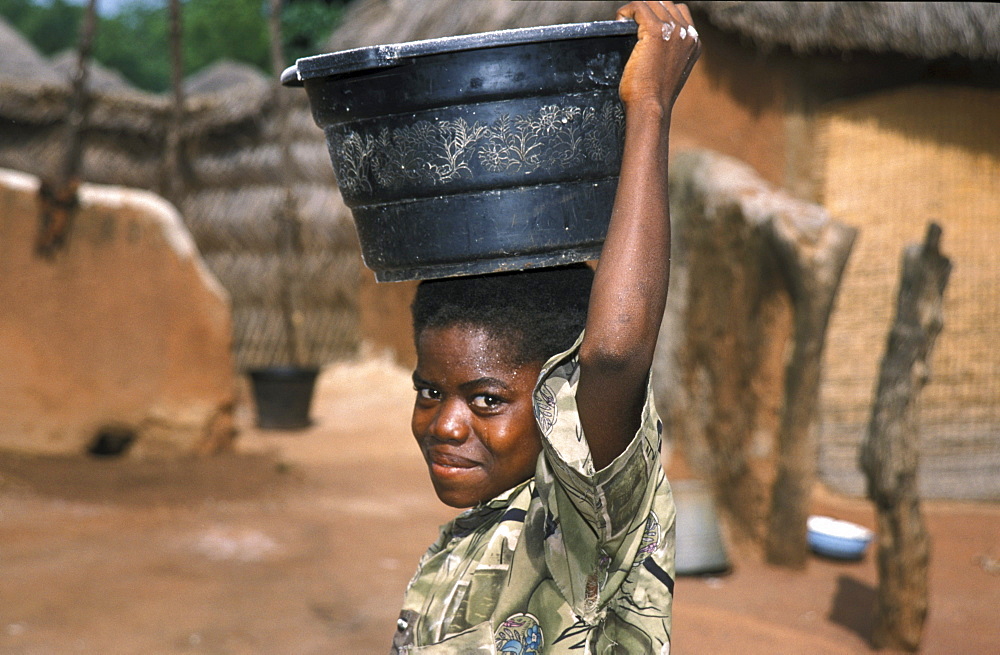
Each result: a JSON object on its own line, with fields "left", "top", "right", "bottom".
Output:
{"left": 324, "top": 0, "right": 1000, "bottom": 62}
{"left": 0, "top": 15, "right": 169, "bottom": 133}
{"left": 0, "top": 16, "right": 62, "bottom": 85}
{"left": 687, "top": 1, "right": 1000, "bottom": 62}
{"left": 184, "top": 59, "right": 271, "bottom": 96}
{"left": 326, "top": 0, "right": 621, "bottom": 50}
{"left": 51, "top": 49, "right": 134, "bottom": 92}
{"left": 181, "top": 60, "right": 276, "bottom": 132}
{"left": 0, "top": 17, "right": 278, "bottom": 133}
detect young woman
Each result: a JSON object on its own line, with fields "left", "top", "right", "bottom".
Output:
{"left": 395, "top": 3, "right": 700, "bottom": 652}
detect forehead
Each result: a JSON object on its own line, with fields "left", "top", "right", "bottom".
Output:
{"left": 415, "top": 324, "right": 530, "bottom": 383}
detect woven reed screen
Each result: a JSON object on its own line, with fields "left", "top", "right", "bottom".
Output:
{"left": 817, "top": 85, "right": 1000, "bottom": 500}
{"left": 176, "top": 92, "right": 362, "bottom": 371}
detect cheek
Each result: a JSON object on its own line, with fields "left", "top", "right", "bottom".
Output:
{"left": 489, "top": 416, "right": 542, "bottom": 470}
{"left": 411, "top": 404, "right": 428, "bottom": 438}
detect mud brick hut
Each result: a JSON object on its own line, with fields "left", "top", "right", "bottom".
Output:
{"left": 669, "top": 1, "right": 1000, "bottom": 502}
{"left": 320, "top": 0, "right": 1000, "bottom": 502}
{"left": 0, "top": 18, "right": 360, "bottom": 374}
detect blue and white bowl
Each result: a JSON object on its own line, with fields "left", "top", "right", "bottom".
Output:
{"left": 807, "top": 515, "right": 874, "bottom": 560}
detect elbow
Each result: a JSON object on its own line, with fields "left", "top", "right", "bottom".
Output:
{"left": 578, "top": 338, "right": 653, "bottom": 380}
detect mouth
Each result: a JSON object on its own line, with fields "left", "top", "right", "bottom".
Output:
{"left": 426, "top": 450, "right": 482, "bottom": 477}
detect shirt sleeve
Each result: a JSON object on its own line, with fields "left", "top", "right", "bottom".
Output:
{"left": 531, "top": 330, "right": 665, "bottom": 623}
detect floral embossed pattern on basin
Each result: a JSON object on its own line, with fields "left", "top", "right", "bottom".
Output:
{"left": 331, "top": 102, "right": 624, "bottom": 198}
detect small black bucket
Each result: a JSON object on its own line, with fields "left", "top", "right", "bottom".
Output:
{"left": 248, "top": 367, "right": 320, "bottom": 430}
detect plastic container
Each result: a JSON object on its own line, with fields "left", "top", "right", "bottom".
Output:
{"left": 283, "top": 21, "right": 637, "bottom": 281}
{"left": 248, "top": 366, "right": 320, "bottom": 430}
{"left": 673, "top": 479, "right": 731, "bottom": 575}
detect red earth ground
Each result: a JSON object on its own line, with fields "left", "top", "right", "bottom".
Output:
{"left": 1, "top": 354, "right": 997, "bottom": 654}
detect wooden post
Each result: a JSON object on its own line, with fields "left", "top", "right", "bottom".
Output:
{"left": 764, "top": 211, "right": 856, "bottom": 568}
{"left": 35, "top": 0, "right": 98, "bottom": 257}
{"left": 663, "top": 151, "right": 857, "bottom": 558}
{"left": 268, "top": 0, "right": 306, "bottom": 366}
{"left": 859, "top": 223, "right": 950, "bottom": 651}
{"left": 163, "top": 0, "right": 186, "bottom": 204}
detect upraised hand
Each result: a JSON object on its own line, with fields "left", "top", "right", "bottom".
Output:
{"left": 616, "top": 1, "right": 701, "bottom": 114}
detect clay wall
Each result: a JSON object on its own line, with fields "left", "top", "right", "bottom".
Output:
{"left": 0, "top": 169, "right": 236, "bottom": 457}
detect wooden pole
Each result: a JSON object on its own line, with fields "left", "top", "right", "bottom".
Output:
{"left": 859, "top": 223, "right": 950, "bottom": 651}
{"left": 163, "top": 0, "right": 186, "bottom": 203}
{"left": 268, "top": 0, "right": 305, "bottom": 366}
{"left": 663, "top": 152, "right": 857, "bottom": 557}
{"left": 36, "top": 0, "right": 99, "bottom": 257}
{"left": 764, "top": 212, "right": 856, "bottom": 568}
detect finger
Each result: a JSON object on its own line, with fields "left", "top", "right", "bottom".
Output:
{"left": 676, "top": 3, "right": 694, "bottom": 25}
{"left": 617, "top": 1, "right": 667, "bottom": 39}
{"left": 667, "top": 3, "right": 699, "bottom": 44}
{"left": 657, "top": 1, "right": 685, "bottom": 25}
{"left": 616, "top": 1, "right": 654, "bottom": 23}
{"left": 650, "top": 2, "right": 685, "bottom": 43}
{"left": 649, "top": 1, "right": 672, "bottom": 21}
{"left": 667, "top": 3, "right": 699, "bottom": 42}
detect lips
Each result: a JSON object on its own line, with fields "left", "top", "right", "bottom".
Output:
{"left": 427, "top": 450, "right": 480, "bottom": 469}
{"left": 425, "top": 450, "right": 485, "bottom": 482}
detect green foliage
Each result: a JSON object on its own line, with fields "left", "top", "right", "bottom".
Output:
{"left": 0, "top": 0, "right": 348, "bottom": 92}
{"left": 1, "top": 0, "right": 83, "bottom": 55}
{"left": 282, "top": 0, "right": 344, "bottom": 64}
{"left": 93, "top": 3, "right": 168, "bottom": 91}
{"left": 183, "top": 0, "right": 270, "bottom": 77}
{"left": 0, "top": 0, "right": 37, "bottom": 26}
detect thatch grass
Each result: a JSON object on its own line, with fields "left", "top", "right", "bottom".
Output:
{"left": 326, "top": 0, "right": 621, "bottom": 50}
{"left": 51, "top": 50, "right": 134, "bottom": 92}
{"left": 686, "top": 1, "right": 1000, "bottom": 62}
{"left": 816, "top": 83, "right": 1000, "bottom": 500}
{"left": 326, "top": 0, "right": 1000, "bottom": 63}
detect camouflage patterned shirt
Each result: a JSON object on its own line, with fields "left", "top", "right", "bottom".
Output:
{"left": 392, "top": 334, "right": 676, "bottom": 654}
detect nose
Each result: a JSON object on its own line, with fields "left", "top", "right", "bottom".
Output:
{"left": 428, "top": 398, "right": 470, "bottom": 443}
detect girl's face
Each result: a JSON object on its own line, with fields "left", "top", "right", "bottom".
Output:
{"left": 411, "top": 324, "right": 543, "bottom": 508}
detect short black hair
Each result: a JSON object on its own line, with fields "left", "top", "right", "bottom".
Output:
{"left": 411, "top": 264, "right": 594, "bottom": 366}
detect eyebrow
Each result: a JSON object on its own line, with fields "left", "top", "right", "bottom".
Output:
{"left": 411, "top": 372, "right": 512, "bottom": 392}
{"left": 460, "top": 377, "right": 512, "bottom": 393}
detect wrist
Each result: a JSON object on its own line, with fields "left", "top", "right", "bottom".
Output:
{"left": 625, "top": 94, "right": 672, "bottom": 121}
{"left": 624, "top": 100, "right": 672, "bottom": 145}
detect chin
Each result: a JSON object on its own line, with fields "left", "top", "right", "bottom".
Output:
{"left": 439, "top": 496, "right": 476, "bottom": 509}
{"left": 432, "top": 484, "right": 481, "bottom": 509}
{"left": 430, "top": 474, "right": 491, "bottom": 508}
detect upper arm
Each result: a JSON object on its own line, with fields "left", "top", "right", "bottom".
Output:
{"left": 577, "top": 337, "right": 655, "bottom": 471}
{"left": 574, "top": 1, "right": 699, "bottom": 470}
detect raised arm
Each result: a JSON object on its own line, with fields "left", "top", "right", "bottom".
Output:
{"left": 577, "top": 1, "right": 700, "bottom": 470}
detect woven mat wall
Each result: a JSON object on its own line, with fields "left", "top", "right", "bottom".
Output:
{"left": 816, "top": 84, "right": 1000, "bottom": 499}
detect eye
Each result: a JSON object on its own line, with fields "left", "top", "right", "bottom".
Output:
{"left": 415, "top": 386, "right": 440, "bottom": 401}
{"left": 470, "top": 394, "right": 503, "bottom": 411}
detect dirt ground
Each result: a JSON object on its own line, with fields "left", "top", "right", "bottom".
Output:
{"left": 1, "top": 353, "right": 997, "bottom": 654}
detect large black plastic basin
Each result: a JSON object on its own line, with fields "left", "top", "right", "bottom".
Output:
{"left": 283, "top": 21, "right": 637, "bottom": 282}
